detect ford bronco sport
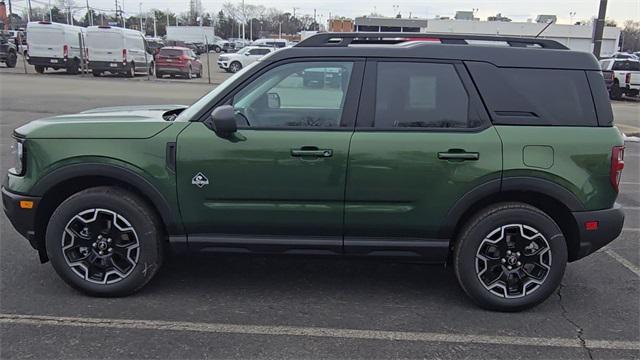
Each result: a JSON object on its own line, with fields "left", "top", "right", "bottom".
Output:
{"left": 2, "top": 33, "right": 625, "bottom": 311}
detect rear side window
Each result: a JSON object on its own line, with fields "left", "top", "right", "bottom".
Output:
{"left": 466, "top": 62, "right": 597, "bottom": 126}
{"left": 374, "top": 62, "right": 475, "bottom": 128}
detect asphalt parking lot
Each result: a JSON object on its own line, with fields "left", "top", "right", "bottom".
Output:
{"left": 0, "top": 72, "right": 638, "bottom": 359}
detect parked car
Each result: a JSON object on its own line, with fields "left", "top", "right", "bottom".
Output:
{"left": 2, "top": 33, "right": 625, "bottom": 312}
{"left": 185, "top": 42, "right": 206, "bottom": 55}
{"left": 599, "top": 58, "right": 640, "bottom": 99}
{"left": 85, "top": 25, "right": 155, "bottom": 78}
{"left": 217, "top": 45, "right": 274, "bottom": 73}
{"left": 610, "top": 52, "right": 639, "bottom": 60}
{"left": 26, "top": 21, "right": 85, "bottom": 74}
{"left": 251, "top": 38, "right": 288, "bottom": 48}
{"left": 229, "top": 38, "right": 250, "bottom": 50}
{"left": 145, "top": 37, "right": 165, "bottom": 56}
{"left": 155, "top": 46, "right": 202, "bottom": 78}
{"left": 0, "top": 32, "right": 18, "bottom": 68}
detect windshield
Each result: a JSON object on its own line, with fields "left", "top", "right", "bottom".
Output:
{"left": 175, "top": 61, "right": 262, "bottom": 121}
{"left": 236, "top": 47, "right": 250, "bottom": 55}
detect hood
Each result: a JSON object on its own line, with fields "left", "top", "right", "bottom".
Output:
{"left": 14, "top": 104, "right": 188, "bottom": 139}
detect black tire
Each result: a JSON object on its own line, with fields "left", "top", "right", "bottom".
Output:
{"left": 185, "top": 65, "right": 192, "bottom": 79}
{"left": 214, "top": 46, "right": 221, "bottom": 53}
{"left": 66, "top": 59, "right": 80, "bottom": 75}
{"left": 156, "top": 71, "right": 163, "bottom": 78}
{"left": 453, "top": 202, "right": 567, "bottom": 312}
{"left": 610, "top": 82, "right": 622, "bottom": 100}
{"left": 148, "top": 62, "right": 155, "bottom": 76}
{"left": 5, "top": 51, "right": 17, "bottom": 68}
{"left": 229, "top": 61, "right": 242, "bottom": 73}
{"left": 92, "top": 70, "right": 102, "bottom": 77}
{"left": 34, "top": 65, "right": 45, "bottom": 74}
{"left": 127, "top": 62, "right": 136, "bottom": 78}
{"left": 45, "top": 187, "right": 164, "bottom": 297}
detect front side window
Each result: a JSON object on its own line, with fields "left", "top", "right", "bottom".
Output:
{"left": 374, "top": 62, "right": 472, "bottom": 128}
{"left": 232, "top": 61, "right": 354, "bottom": 128}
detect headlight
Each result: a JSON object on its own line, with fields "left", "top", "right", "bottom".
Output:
{"left": 9, "top": 139, "right": 25, "bottom": 176}
{"left": 219, "top": 56, "right": 228, "bottom": 61}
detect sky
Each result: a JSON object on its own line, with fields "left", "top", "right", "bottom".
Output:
{"left": 14, "top": 0, "right": 640, "bottom": 25}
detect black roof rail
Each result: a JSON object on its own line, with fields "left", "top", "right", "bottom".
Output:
{"left": 296, "top": 32, "right": 569, "bottom": 50}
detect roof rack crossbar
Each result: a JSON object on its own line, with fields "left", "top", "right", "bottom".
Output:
{"left": 296, "top": 32, "right": 569, "bottom": 50}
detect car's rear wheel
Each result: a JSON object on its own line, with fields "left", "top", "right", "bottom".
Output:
{"left": 610, "top": 82, "right": 622, "bottom": 100}
{"left": 45, "top": 187, "right": 164, "bottom": 297}
{"left": 453, "top": 202, "right": 567, "bottom": 311}
{"left": 185, "top": 66, "right": 192, "bottom": 79}
{"left": 214, "top": 46, "right": 221, "bottom": 53}
{"left": 127, "top": 63, "right": 136, "bottom": 78}
{"left": 148, "top": 62, "right": 155, "bottom": 76}
{"left": 34, "top": 65, "right": 45, "bottom": 74}
{"left": 229, "top": 61, "right": 242, "bottom": 73}
{"left": 66, "top": 59, "right": 80, "bottom": 74}
{"left": 5, "top": 51, "right": 17, "bottom": 68}
{"left": 92, "top": 70, "right": 102, "bottom": 77}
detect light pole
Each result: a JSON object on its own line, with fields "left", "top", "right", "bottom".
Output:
{"left": 139, "top": 2, "right": 142, "bottom": 33}
{"left": 569, "top": 11, "right": 576, "bottom": 24}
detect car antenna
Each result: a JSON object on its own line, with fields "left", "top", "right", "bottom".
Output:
{"left": 535, "top": 20, "right": 555, "bottom": 38}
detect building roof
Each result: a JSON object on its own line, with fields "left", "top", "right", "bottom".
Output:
{"left": 354, "top": 16, "right": 429, "bottom": 28}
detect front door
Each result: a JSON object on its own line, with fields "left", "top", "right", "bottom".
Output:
{"left": 177, "top": 59, "right": 363, "bottom": 250}
{"left": 344, "top": 60, "right": 502, "bottom": 258}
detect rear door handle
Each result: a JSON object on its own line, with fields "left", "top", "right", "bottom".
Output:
{"left": 291, "top": 147, "right": 333, "bottom": 158}
{"left": 438, "top": 150, "right": 479, "bottom": 161}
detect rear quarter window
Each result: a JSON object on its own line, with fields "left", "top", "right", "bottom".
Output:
{"left": 612, "top": 61, "right": 640, "bottom": 71}
{"left": 466, "top": 62, "right": 598, "bottom": 127}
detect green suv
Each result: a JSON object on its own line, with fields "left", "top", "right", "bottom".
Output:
{"left": 2, "top": 33, "right": 625, "bottom": 311}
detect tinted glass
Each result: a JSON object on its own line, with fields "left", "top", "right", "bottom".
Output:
{"left": 612, "top": 61, "right": 640, "bottom": 71}
{"left": 467, "top": 62, "right": 598, "bottom": 126}
{"left": 159, "top": 49, "right": 184, "bottom": 57}
{"left": 374, "top": 62, "right": 471, "bottom": 128}
{"left": 232, "top": 62, "right": 353, "bottom": 128}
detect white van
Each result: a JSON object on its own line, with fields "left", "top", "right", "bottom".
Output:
{"left": 26, "top": 21, "right": 85, "bottom": 74}
{"left": 251, "top": 38, "right": 289, "bottom": 48}
{"left": 86, "top": 25, "right": 154, "bottom": 77}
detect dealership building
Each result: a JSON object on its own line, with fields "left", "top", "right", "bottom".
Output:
{"left": 353, "top": 16, "right": 621, "bottom": 57}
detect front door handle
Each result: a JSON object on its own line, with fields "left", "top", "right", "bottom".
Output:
{"left": 438, "top": 150, "right": 479, "bottom": 161}
{"left": 291, "top": 147, "right": 333, "bottom": 158}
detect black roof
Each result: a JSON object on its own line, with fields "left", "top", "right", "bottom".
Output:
{"left": 265, "top": 32, "right": 601, "bottom": 71}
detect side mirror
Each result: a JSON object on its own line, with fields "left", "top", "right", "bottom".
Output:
{"left": 267, "top": 93, "right": 281, "bottom": 109}
{"left": 207, "top": 105, "right": 237, "bottom": 136}
{"left": 244, "top": 52, "right": 251, "bottom": 56}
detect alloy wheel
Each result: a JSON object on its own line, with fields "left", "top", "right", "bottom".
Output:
{"left": 475, "top": 224, "right": 551, "bottom": 298}
{"left": 62, "top": 208, "right": 140, "bottom": 284}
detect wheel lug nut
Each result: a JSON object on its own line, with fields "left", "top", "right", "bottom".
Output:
{"left": 107, "top": 238, "right": 112, "bottom": 243}
{"left": 108, "top": 247, "right": 112, "bottom": 252}
{"left": 98, "top": 235, "right": 102, "bottom": 239}
{"left": 99, "top": 250, "right": 104, "bottom": 255}
{"left": 92, "top": 242, "right": 97, "bottom": 247}
{"left": 517, "top": 261, "right": 522, "bottom": 266}
{"left": 516, "top": 252, "right": 521, "bottom": 257}
{"left": 501, "top": 258, "right": 506, "bottom": 263}
{"left": 507, "top": 265, "right": 512, "bottom": 270}
{"left": 506, "top": 250, "right": 512, "bottom": 255}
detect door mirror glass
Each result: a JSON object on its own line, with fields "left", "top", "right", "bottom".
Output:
{"left": 208, "top": 105, "right": 237, "bottom": 136}
{"left": 267, "top": 92, "right": 281, "bottom": 109}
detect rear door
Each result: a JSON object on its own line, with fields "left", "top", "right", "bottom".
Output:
{"left": 344, "top": 59, "right": 502, "bottom": 258}
{"left": 176, "top": 59, "right": 364, "bottom": 250}
{"left": 27, "top": 24, "right": 64, "bottom": 59}
{"left": 87, "top": 30, "right": 122, "bottom": 62}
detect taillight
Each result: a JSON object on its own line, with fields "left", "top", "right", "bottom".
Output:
{"left": 625, "top": 73, "right": 631, "bottom": 84}
{"left": 63, "top": 44, "right": 68, "bottom": 58}
{"left": 179, "top": 54, "right": 190, "bottom": 61}
{"left": 610, "top": 146, "right": 625, "bottom": 192}
{"left": 122, "top": 48, "right": 127, "bottom": 63}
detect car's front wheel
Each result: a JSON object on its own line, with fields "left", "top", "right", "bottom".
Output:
{"left": 45, "top": 187, "right": 164, "bottom": 296}
{"left": 5, "top": 51, "right": 17, "bottom": 68}
{"left": 229, "top": 61, "right": 242, "bottom": 73}
{"left": 453, "top": 202, "right": 567, "bottom": 311}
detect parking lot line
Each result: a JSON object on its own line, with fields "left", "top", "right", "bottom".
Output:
{"left": 603, "top": 249, "right": 640, "bottom": 277}
{"left": 1, "top": 313, "right": 639, "bottom": 351}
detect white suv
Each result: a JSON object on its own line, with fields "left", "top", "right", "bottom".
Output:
{"left": 217, "top": 46, "right": 274, "bottom": 73}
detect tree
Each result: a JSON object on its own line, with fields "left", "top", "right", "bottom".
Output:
{"left": 620, "top": 20, "right": 640, "bottom": 52}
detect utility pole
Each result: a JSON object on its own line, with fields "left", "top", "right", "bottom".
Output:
{"left": 292, "top": 7, "right": 298, "bottom": 18}
{"left": 592, "top": 0, "right": 607, "bottom": 58}
{"left": 153, "top": 11, "right": 156, "bottom": 37}
{"left": 86, "top": 0, "right": 92, "bottom": 26}
{"left": 114, "top": 0, "right": 119, "bottom": 25}
{"left": 27, "top": 0, "right": 32, "bottom": 22}
{"left": 241, "top": 0, "right": 245, "bottom": 40}
{"left": 313, "top": 8, "right": 316, "bottom": 29}
{"left": 121, "top": 0, "right": 125, "bottom": 28}
{"left": 7, "top": 0, "right": 12, "bottom": 29}
{"left": 139, "top": 2, "right": 142, "bottom": 32}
